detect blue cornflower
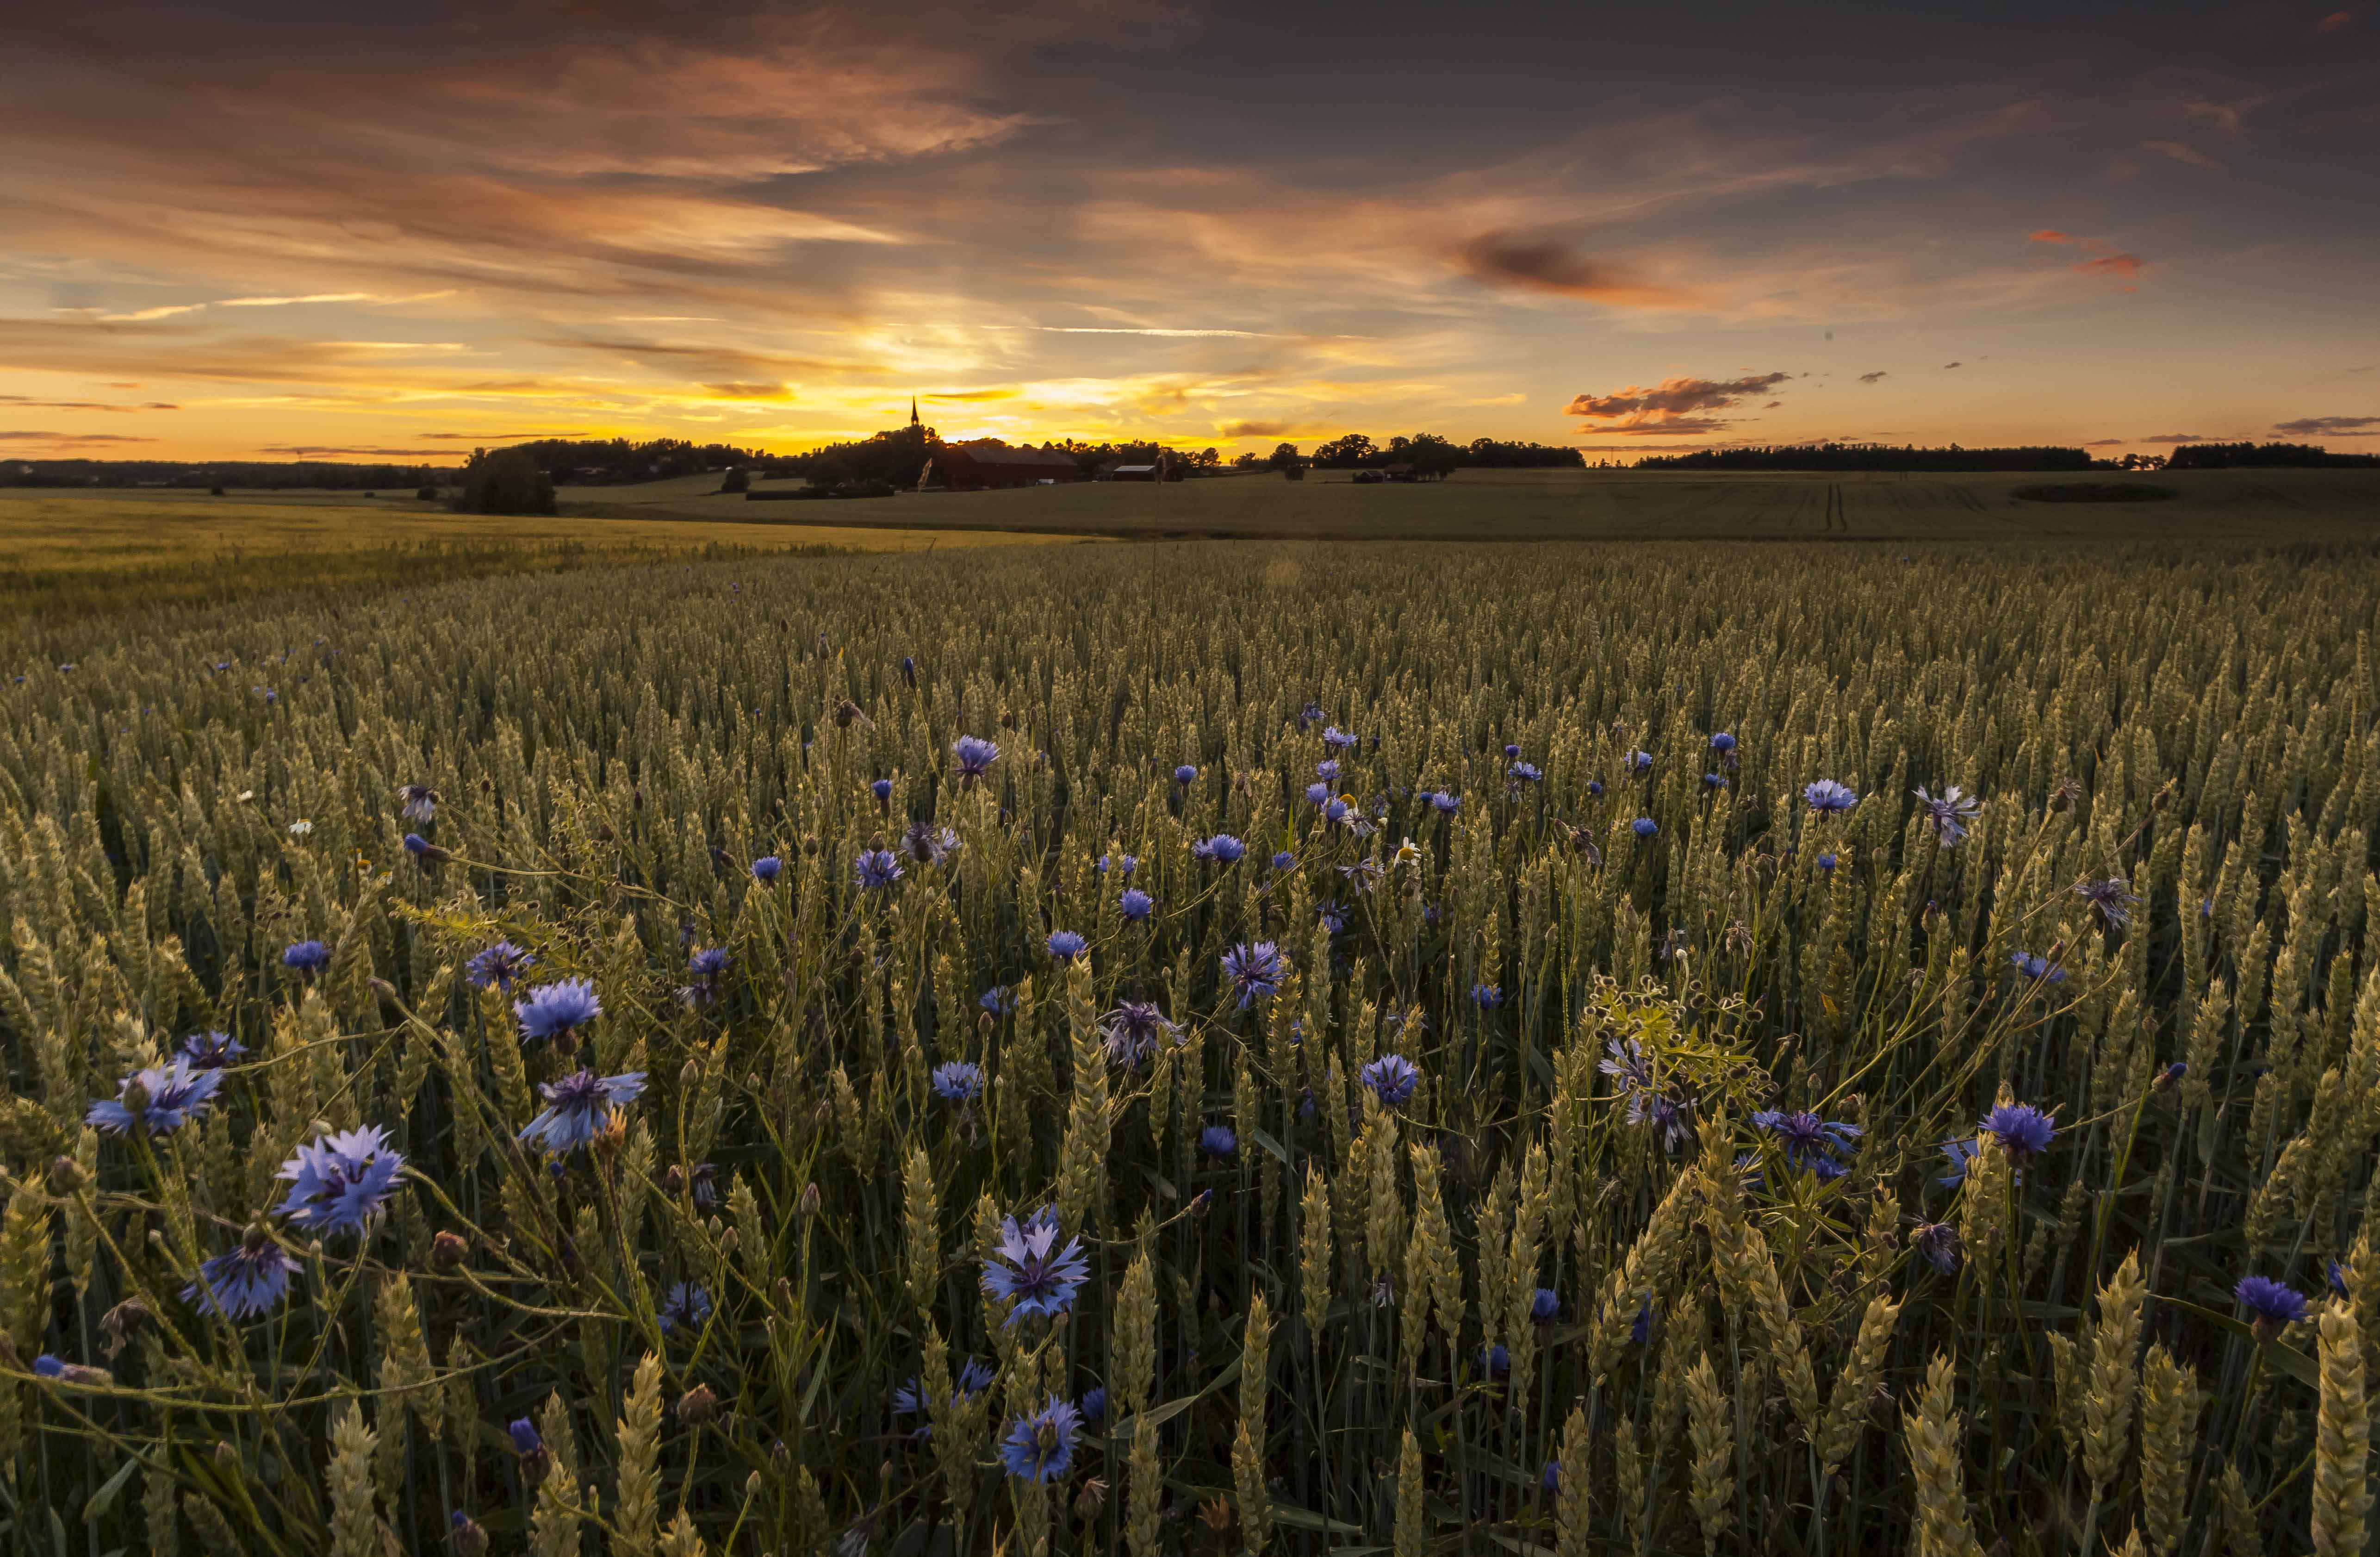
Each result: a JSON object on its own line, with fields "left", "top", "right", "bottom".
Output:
{"left": 1431, "top": 791, "right": 1460, "bottom": 814}
{"left": 465, "top": 940, "right": 536, "bottom": 993}
{"left": 1270, "top": 850, "right": 1296, "bottom": 871}
{"left": 979, "top": 985, "right": 1016, "bottom": 1015}
{"left": 515, "top": 978, "right": 602, "bottom": 1043}
{"left": 1471, "top": 983, "right": 1503, "bottom": 1008}
{"left": 180, "top": 1030, "right": 246, "bottom": 1068}
{"left": 952, "top": 735, "right": 1001, "bottom": 779}
{"left": 1631, "top": 817, "right": 1658, "bottom": 838}
{"left": 1119, "top": 887, "right": 1155, "bottom": 922}
{"left": 1914, "top": 785, "right": 1981, "bottom": 845}
{"left": 281, "top": 940, "right": 330, "bottom": 973}
{"left": 1630, "top": 1297, "right": 1654, "bottom": 1345}
{"left": 1978, "top": 1102, "right": 2056, "bottom": 1162}
{"left": 1304, "top": 781, "right": 1331, "bottom": 806}
{"left": 1805, "top": 780, "right": 1858, "bottom": 814}
{"left": 2011, "top": 951, "right": 2068, "bottom": 984}
{"left": 1100, "top": 1002, "right": 1176, "bottom": 1068}
{"left": 1542, "top": 1461, "right": 1561, "bottom": 1494}
{"left": 1709, "top": 732, "right": 1736, "bottom": 753}
{"left": 1046, "top": 929, "right": 1087, "bottom": 961}
{"left": 2237, "top": 1276, "right": 2309, "bottom": 1340}
{"left": 32, "top": 1356, "right": 63, "bottom": 1378}
{"left": 900, "top": 654, "right": 917, "bottom": 686}
{"left": 931, "top": 1061, "right": 983, "bottom": 1102}
{"left": 1317, "top": 900, "right": 1349, "bottom": 934}
{"left": 1702, "top": 773, "right": 1727, "bottom": 790}
{"left": 1322, "top": 726, "right": 1356, "bottom": 751}
{"left": 981, "top": 1206, "right": 1091, "bottom": 1327}
{"left": 398, "top": 784, "right": 438, "bottom": 823}
{"left": 1625, "top": 751, "right": 1653, "bottom": 776}
{"left": 751, "top": 855, "right": 783, "bottom": 883}
{"left": 871, "top": 778, "right": 893, "bottom": 802}
{"left": 892, "top": 1358, "right": 995, "bottom": 1422}
{"left": 274, "top": 1125, "right": 405, "bottom": 1237}
{"left": 1531, "top": 1288, "right": 1559, "bottom": 1323}
{"left": 1503, "top": 743, "right": 1522, "bottom": 759}
{"left": 1079, "top": 1386, "right": 1107, "bottom": 1423}
{"left": 2329, "top": 1260, "right": 2351, "bottom": 1300}
{"left": 183, "top": 1229, "right": 299, "bottom": 1319}
{"left": 508, "top": 1419, "right": 542, "bottom": 1456}
{"left": 1221, "top": 941, "right": 1287, "bottom": 1008}
{"left": 1816, "top": 852, "right": 1839, "bottom": 873}
{"left": 1361, "top": 1054, "right": 1421, "bottom": 1108}
{"left": 87, "top": 1059, "right": 222, "bottom": 1136}
{"left": 1174, "top": 764, "right": 1198, "bottom": 785}
{"left": 657, "top": 1282, "right": 713, "bottom": 1333}
{"left": 1311, "top": 760, "right": 1342, "bottom": 788}
{"left": 518, "top": 1071, "right": 647, "bottom": 1155}
{"left": 1097, "top": 852, "right": 1138, "bottom": 876}
{"left": 1912, "top": 1222, "right": 1962, "bottom": 1274}
{"left": 1509, "top": 762, "right": 1543, "bottom": 783}
{"left": 902, "top": 822, "right": 961, "bottom": 865}
{"left": 1751, "top": 1109, "right": 1862, "bottom": 1172}
{"left": 688, "top": 947, "right": 728, "bottom": 979}
{"left": 855, "top": 849, "right": 905, "bottom": 890}
{"left": 1200, "top": 1126, "right": 1237, "bottom": 1158}
{"left": 1297, "top": 701, "right": 1325, "bottom": 730}
{"left": 1192, "top": 833, "right": 1245, "bottom": 865}
{"left": 1482, "top": 1343, "right": 1510, "bottom": 1379}
{"left": 999, "top": 1397, "right": 1083, "bottom": 1483}
{"left": 1587, "top": 779, "right": 1606, "bottom": 797}
{"left": 1324, "top": 798, "right": 1349, "bottom": 822}
{"left": 1938, "top": 1138, "right": 1979, "bottom": 1187}
{"left": 2074, "top": 877, "right": 2138, "bottom": 928}
{"left": 403, "top": 833, "right": 437, "bottom": 859}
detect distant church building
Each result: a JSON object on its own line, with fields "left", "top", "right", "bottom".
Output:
{"left": 912, "top": 397, "right": 1088, "bottom": 491}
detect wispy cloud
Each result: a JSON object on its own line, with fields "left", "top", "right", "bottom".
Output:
{"left": 1564, "top": 372, "right": 1792, "bottom": 435}
{"left": 2274, "top": 415, "right": 2380, "bottom": 435}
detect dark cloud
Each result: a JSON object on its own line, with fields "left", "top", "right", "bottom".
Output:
{"left": 1943, "top": 361, "right": 1963, "bottom": 369}
{"left": 703, "top": 382, "right": 792, "bottom": 400}
{"left": 0, "top": 430, "right": 156, "bottom": 443}
{"left": 2274, "top": 415, "right": 2380, "bottom": 435}
{"left": 416, "top": 431, "right": 590, "bottom": 441}
{"left": 2080, "top": 438, "right": 2125, "bottom": 446}
{"left": 1858, "top": 371, "right": 1889, "bottom": 384}
{"left": 2028, "top": 229, "right": 2072, "bottom": 244}
{"left": 257, "top": 445, "right": 460, "bottom": 457}
{"left": 2142, "top": 433, "right": 2206, "bottom": 443}
{"left": 1575, "top": 415, "right": 1737, "bottom": 436}
{"left": 1565, "top": 372, "right": 1791, "bottom": 425}
{"left": 0, "top": 394, "right": 178, "bottom": 411}
{"left": 1456, "top": 232, "right": 1699, "bottom": 308}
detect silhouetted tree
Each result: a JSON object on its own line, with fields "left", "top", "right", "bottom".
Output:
{"left": 454, "top": 448, "right": 556, "bottom": 515}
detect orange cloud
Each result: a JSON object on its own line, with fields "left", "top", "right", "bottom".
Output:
{"left": 2074, "top": 251, "right": 2144, "bottom": 280}
{"left": 2143, "top": 140, "right": 2225, "bottom": 171}
{"left": 2028, "top": 229, "right": 2072, "bottom": 243}
{"left": 2317, "top": 10, "right": 2353, "bottom": 32}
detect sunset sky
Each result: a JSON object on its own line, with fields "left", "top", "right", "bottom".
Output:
{"left": 4, "top": 0, "right": 2376, "bottom": 464}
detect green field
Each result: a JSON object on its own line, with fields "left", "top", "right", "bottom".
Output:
{"left": 0, "top": 490, "right": 1095, "bottom": 631}
{"left": 572, "top": 464, "right": 2380, "bottom": 542}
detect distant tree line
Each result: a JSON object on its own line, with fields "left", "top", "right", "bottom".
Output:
{"left": 2163, "top": 442, "right": 2380, "bottom": 470}
{"left": 1634, "top": 443, "right": 2098, "bottom": 472}
{"left": 511, "top": 437, "right": 785, "bottom": 484}
{"left": 1229, "top": 435, "right": 1583, "bottom": 477}
{"left": 0, "top": 458, "right": 452, "bottom": 490}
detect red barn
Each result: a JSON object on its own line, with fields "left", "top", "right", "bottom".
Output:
{"left": 925, "top": 442, "right": 1086, "bottom": 491}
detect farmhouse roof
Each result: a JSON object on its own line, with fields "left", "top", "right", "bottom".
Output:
{"left": 1112, "top": 463, "right": 1159, "bottom": 474}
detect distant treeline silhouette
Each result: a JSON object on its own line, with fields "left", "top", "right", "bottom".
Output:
{"left": 2163, "top": 441, "right": 2380, "bottom": 470}
{"left": 1634, "top": 443, "right": 2097, "bottom": 472}
{"left": 0, "top": 458, "right": 449, "bottom": 490}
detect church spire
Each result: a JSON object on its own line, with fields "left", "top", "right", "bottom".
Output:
{"left": 909, "top": 396, "right": 920, "bottom": 428}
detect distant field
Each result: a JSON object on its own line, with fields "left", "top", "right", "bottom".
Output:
{"left": 0, "top": 490, "right": 1091, "bottom": 630}
{"left": 569, "top": 465, "right": 2380, "bottom": 542}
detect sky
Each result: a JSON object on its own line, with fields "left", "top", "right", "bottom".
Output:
{"left": 2, "top": 0, "right": 2376, "bottom": 465}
